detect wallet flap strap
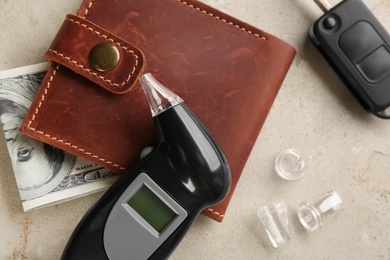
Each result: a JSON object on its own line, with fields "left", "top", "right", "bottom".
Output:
{"left": 45, "top": 14, "right": 145, "bottom": 94}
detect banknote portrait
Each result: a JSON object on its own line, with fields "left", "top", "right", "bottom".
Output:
{"left": 0, "top": 72, "right": 73, "bottom": 200}
{"left": 0, "top": 63, "right": 118, "bottom": 210}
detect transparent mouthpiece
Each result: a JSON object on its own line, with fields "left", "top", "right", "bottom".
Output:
{"left": 257, "top": 200, "right": 292, "bottom": 248}
{"left": 139, "top": 73, "right": 183, "bottom": 117}
{"left": 297, "top": 190, "right": 343, "bottom": 232}
{"left": 275, "top": 149, "right": 312, "bottom": 181}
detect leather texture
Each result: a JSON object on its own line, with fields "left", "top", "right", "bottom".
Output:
{"left": 46, "top": 14, "right": 145, "bottom": 94}
{"left": 20, "top": 0, "right": 296, "bottom": 221}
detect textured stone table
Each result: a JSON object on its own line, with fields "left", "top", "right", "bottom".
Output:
{"left": 1, "top": 0, "right": 389, "bottom": 259}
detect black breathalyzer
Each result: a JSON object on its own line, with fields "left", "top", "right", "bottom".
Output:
{"left": 61, "top": 73, "right": 231, "bottom": 259}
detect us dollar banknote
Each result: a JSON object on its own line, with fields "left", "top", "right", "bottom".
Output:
{"left": 0, "top": 63, "right": 118, "bottom": 211}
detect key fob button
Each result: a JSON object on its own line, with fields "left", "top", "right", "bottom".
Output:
{"left": 323, "top": 17, "right": 337, "bottom": 30}
{"left": 357, "top": 46, "right": 390, "bottom": 83}
{"left": 339, "top": 21, "right": 390, "bottom": 83}
{"left": 339, "top": 21, "right": 383, "bottom": 63}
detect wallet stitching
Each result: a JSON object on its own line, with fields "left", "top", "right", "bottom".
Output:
{"left": 49, "top": 17, "right": 140, "bottom": 90}
{"left": 205, "top": 208, "right": 224, "bottom": 218}
{"left": 82, "top": 0, "right": 268, "bottom": 41}
{"left": 177, "top": 0, "right": 267, "bottom": 41}
{"left": 83, "top": 0, "right": 95, "bottom": 18}
{"left": 27, "top": 64, "right": 126, "bottom": 171}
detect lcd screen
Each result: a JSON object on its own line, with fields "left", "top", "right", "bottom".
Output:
{"left": 128, "top": 184, "right": 177, "bottom": 233}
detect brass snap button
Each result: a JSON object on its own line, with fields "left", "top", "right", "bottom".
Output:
{"left": 89, "top": 42, "right": 120, "bottom": 72}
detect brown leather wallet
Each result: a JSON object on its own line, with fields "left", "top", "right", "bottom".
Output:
{"left": 20, "top": 0, "right": 296, "bottom": 221}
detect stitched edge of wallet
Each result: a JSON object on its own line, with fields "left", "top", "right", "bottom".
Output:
{"left": 83, "top": 0, "right": 268, "bottom": 41}
{"left": 47, "top": 16, "right": 140, "bottom": 89}
{"left": 27, "top": 64, "right": 126, "bottom": 171}
{"left": 205, "top": 208, "right": 225, "bottom": 219}
{"left": 176, "top": 0, "right": 267, "bottom": 41}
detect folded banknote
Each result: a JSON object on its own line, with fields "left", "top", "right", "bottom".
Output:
{"left": 0, "top": 63, "right": 118, "bottom": 211}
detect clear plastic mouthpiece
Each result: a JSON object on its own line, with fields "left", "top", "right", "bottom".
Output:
{"left": 139, "top": 73, "right": 183, "bottom": 117}
{"left": 257, "top": 200, "right": 292, "bottom": 248}
{"left": 275, "top": 149, "right": 312, "bottom": 181}
{"left": 297, "top": 190, "right": 343, "bottom": 232}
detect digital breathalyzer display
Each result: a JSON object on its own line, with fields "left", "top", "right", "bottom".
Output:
{"left": 103, "top": 173, "right": 188, "bottom": 259}
{"left": 127, "top": 184, "right": 177, "bottom": 233}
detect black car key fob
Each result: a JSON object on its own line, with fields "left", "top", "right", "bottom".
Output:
{"left": 310, "top": 0, "right": 390, "bottom": 118}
